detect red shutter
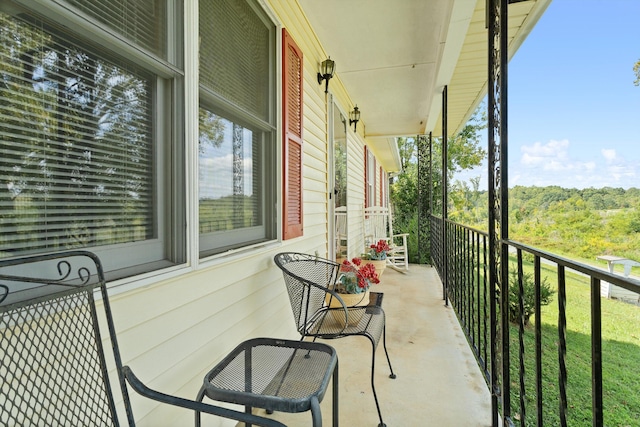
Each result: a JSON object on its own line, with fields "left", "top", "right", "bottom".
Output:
{"left": 379, "top": 167, "right": 384, "bottom": 206}
{"left": 364, "top": 146, "right": 369, "bottom": 208}
{"left": 282, "top": 29, "right": 303, "bottom": 240}
{"left": 373, "top": 157, "right": 377, "bottom": 206}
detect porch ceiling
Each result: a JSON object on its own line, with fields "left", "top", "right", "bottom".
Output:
{"left": 300, "top": 0, "right": 551, "bottom": 143}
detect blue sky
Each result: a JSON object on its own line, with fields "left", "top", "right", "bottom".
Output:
{"left": 454, "top": 0, "right": 640, "bottom": 190}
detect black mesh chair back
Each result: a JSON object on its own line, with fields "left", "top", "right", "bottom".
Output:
{"left": 0, "top": 251, "right": 128, "bottom": 426}
{"left": 0, "top": 251, "right": 289, "bottom": 427}
{"left": 273, "top": 252, "right": 340, "bottom": 334}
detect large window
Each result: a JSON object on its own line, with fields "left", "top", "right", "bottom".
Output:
{"left": 198, "top": 0, "right": 276, "bottom": 257}
{"left": 0, "top": 0, "right": 184, "bottom": 276}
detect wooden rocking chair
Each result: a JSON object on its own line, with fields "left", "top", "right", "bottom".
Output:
{"left": 363, "top": 206, "right": 409, "bottom": 272}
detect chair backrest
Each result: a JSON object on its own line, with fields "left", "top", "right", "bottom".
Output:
{"left": 335, "top": 206, "right": 348, "bottom": 256}
{"left": 273, "top": 253, "right": 339, "bottom": 335}
{"left": 364, "top": 206, "right": 391, "bottom": 246}
{"left": 0, "top": 251, "right": 134, "bottom": 426}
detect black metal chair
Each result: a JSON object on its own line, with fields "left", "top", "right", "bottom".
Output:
{"left": 274, "top": 252, "right": 396, "bottom": 427}
{"left": 0, "top": 250, "right": 337, "bottom": 427}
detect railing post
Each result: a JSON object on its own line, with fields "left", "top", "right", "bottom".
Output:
{"left": 488, "top": 0, "right": 509, "bottom": 425}
{"left": 442, "top": 86, "right": 449, "bottom": 307}
{"left": 590, "top": 277, "right": 604, "bottom": 427}
{"left": 417, "top": 134, "right": 431, "bottom": 265}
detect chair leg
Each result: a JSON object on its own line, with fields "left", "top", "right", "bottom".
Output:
{"left": 195, "top": 386, "right": 206, "bottom": 427}
{"left": 381, "top": 325, "right": 396, "bottom": 379}
{"left": 332, "top": 358, "right": 339, "bottom": 427}
{"left": 245, "top": 405, "right": 253, "bottom": 427}
{"left": 366, "top": 335, "right": 386, "bottom": 427}
{"left": 310, "top": 396, "right": 322, "bottom": 427}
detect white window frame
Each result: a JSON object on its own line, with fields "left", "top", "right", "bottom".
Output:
{"left": 197, "top": 0, "right": 278, "bottom": 259}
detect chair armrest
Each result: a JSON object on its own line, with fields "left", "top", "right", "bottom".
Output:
{"left": 391, "top": 233, "right": 409, "bottom": 246}
{"left": 316, "top": 286, "right": 349, "bottom": 331}
{"left": 391, "top": 233, "right": 409, "bottom": 241}
{"left": 122, "top": 366, "right": 286, "bottom": 427}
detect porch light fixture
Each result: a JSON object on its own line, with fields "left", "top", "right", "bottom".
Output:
{"left": 349, "top": 105, "right": 361, "bottom": 132}
{"left": 317, "top": 57, "right": 336, "bottom": 93}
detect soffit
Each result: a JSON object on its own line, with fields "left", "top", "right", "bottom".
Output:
{"left": 299, "top": 0, "right": 551, "bottom": 164}
{"left": 430, "top": 0, "right": 552, "bottom": 136}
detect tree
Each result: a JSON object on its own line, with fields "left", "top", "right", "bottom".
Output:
{"left": 390, "top": 105, "right": 487, "bottom": 263}
{"left": 634, "top": 59, "right": 640, "bottom": 86}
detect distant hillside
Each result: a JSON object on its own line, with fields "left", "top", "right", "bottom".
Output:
{"left": 448, "top": 185, "right": 640, "bottom": 265}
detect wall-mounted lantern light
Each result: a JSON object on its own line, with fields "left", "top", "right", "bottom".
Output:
{"left": 349, "top": 105, "right": 361, "bottom": 132}
{"left": 317, "top": 57, "right": 336, "bottom": 93}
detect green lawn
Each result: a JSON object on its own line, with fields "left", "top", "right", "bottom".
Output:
{"left": 507, "top": 263, "right": 640, "bottom": 426}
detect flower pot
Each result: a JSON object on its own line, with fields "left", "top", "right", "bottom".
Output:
{"left": 364, "top": 259, "right": 386, "bottom": 278}
{"left": 325, "top": 290, "right": 370, "bottom": 327}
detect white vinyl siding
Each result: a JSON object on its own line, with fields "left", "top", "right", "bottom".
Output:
{"left": 0, "top": 1, "right": 376, "bottom": 426}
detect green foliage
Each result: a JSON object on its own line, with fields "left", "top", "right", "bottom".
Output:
{"left": 508, "top": 262, "right": 640, "bottom": 426}
{"left": 449, "top": 185, "right": 640, "bottom": 268}
{"left": 198, "top": 109, "right": 225, "bottom": 152}
{"left": 448, "top": 178, "right": 485, "bottom": 226}
{"left": 390, "top": 161, "right": 418, "bottom": 228}
{"left": 508, "top": 269, "right": 554, "bottom": 326}
{"left": 199, "top": 196, "right": 258, "bottom": 233}
{"left": 509, "top": 187, "right": 640, "bottom": 264}
{"left": 634, "top": 58, "right": 640, "bottom": 86}
{"left": 391, "top": 105, "right": 487, "bottom": 263}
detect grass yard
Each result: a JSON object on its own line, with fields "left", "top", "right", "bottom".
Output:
{"left": 507, "top": 262, "right": 640, "bottom": 427}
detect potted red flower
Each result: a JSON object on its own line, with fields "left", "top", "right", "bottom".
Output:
{"left": 361, "top": 239, "right": 391, "bottom": 277}
{"left": 326, "top": 257, "right": 379, "bottom": 326}
{"left": 336, "top": 257, "right": 379, "bottom": 294}
{"left": 368, "top": 239, "right": 391, "bottom": 260}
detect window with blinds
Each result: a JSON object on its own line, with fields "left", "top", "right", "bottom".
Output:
{"left": 64, "top": 0, "right": 168, "bottom": 61}
{"left": 199, "top": 0, "right": 271, "bottom": 122}
{"left": 198, "top": 0, "right": 276, "bottom": 257}
{"left": 0, "top": 1, "right": 184, "bottom": 275}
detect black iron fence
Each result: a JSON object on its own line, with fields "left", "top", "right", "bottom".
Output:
{"left": 431, "top": 215, "right": 640, "bottom": 427}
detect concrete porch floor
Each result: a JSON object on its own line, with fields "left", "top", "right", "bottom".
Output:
{"left": 256, "top": 264, "right": 492, "bottom": 426}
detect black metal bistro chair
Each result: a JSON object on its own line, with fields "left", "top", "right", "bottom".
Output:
{"left": 274, "top": 252, "right": 396, "bottom": 427}
{"left": 0, "top": 251, "right": 338, "bottom": 427}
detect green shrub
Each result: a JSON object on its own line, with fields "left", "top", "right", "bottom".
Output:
{"left": 508, "top": 269, "right": 554, "bottom": 326}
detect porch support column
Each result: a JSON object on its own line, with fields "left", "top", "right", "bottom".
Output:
{"left": 488, "top": 0, "right": 510, "bottom": 426}
{"left": 417, "top": 134, "right": 431, "bottom": 265}
{"left": 441, "top": 85, "right": 448, "bottom": 306}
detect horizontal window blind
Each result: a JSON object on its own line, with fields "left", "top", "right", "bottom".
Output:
{"left": 63, "top": 0, "right": 168, "bottom": 60}
{"left": 198, "top": 0, "right": 275, "bottom": 256}
{"left": 199, "top": 0, "right": 270, "bottom": 121}
{"left": 0, "top": 12, "right": 154, "bottom": 256}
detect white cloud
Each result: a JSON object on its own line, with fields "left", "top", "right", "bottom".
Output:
{"left": 454, "top": 140, "right": 638, "bottom": 190}
{"left": 601, "top": 149, "right": 617, "bottom": 162}
{"left": 513, "top": 140, "right": 638, "bottom": 189}
{"left": 520, "top": 139, "right": 570, "bottom": 166}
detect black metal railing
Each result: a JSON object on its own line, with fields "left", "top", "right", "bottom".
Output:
{"left": 430, "top": 215, "right": 640, "bottom": 427}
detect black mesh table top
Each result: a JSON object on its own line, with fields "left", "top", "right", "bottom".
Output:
{"left": 198, "top": 337, "right": 338, "bottom": 421}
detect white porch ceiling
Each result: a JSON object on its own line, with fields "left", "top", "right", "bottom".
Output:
{"left": 300, "top": 0, "right": 551, "bottom": 171}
